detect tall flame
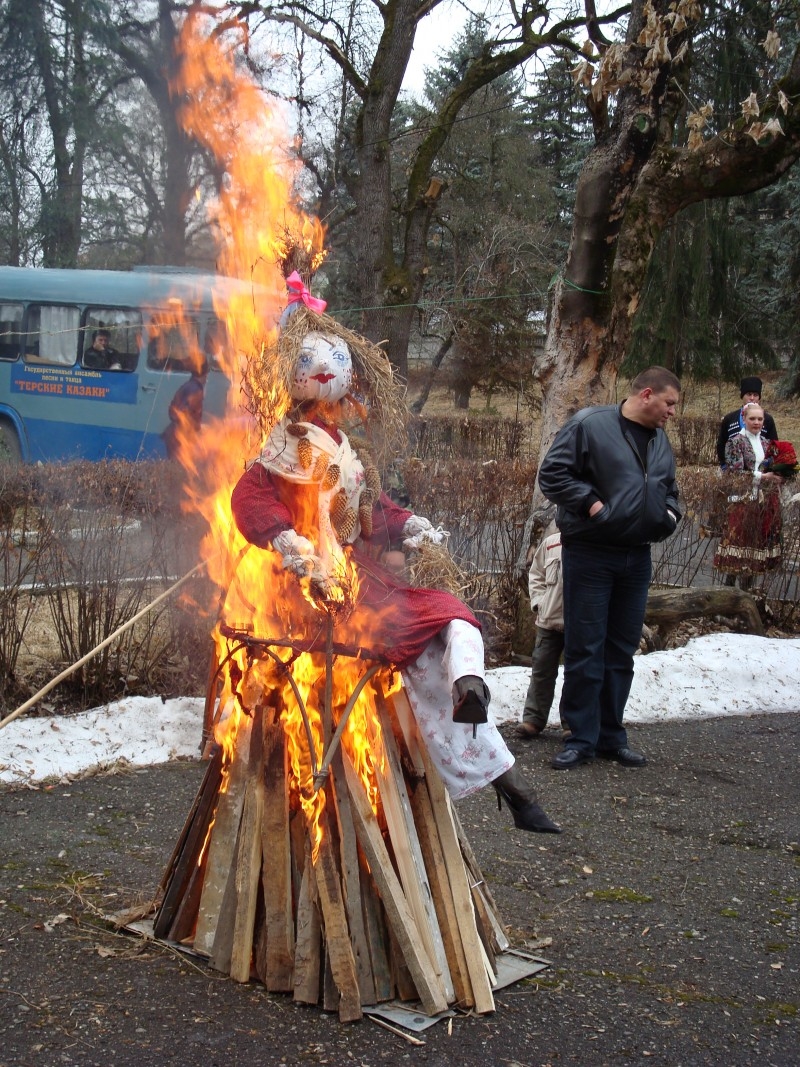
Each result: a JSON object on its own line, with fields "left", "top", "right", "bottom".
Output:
{"left": 169, "top": 13, "right": 381, "bottom": 861}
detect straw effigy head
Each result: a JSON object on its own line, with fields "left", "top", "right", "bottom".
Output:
{"left": 245, "top": 304, "right": 408, "bottom": 470}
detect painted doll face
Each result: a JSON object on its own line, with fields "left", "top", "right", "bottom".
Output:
{"left": 291, "top": 332, "right": 353, "bottom": 402}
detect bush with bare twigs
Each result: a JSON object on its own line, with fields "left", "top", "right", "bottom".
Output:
{"left": 0, "top": 467, "right": 54, "bottom": 702}
{"left": 0, "top": 462, "right": 214, "bottom": 712}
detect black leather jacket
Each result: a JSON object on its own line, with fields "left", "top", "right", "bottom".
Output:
{"left": 538, "top": 404, "right": 681, "bottom": 547}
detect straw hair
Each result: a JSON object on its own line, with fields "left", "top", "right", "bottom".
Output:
{"left": 407, "top": 541, "right": 471, "bottom": 597}
{"left": 244, "top": 305, "right": 408, "bottom": 469}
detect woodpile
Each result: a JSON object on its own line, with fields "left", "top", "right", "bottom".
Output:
{"left": 154, "top": 653, "right": 508, "bottom": 1023}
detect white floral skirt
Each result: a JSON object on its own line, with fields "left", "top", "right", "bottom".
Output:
{"left": 401, "top": 619, "right": 514, "bottom": 800}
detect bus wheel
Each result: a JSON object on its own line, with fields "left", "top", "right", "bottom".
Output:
{"left": 0, "top": 421, "right": 22, "bottom": 464}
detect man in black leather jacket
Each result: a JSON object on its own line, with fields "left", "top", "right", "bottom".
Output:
{"left": 537, "top": 366, "right": 682, "bottom": 770}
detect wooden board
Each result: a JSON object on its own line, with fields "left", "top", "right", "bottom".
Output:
{"left": 311, "top": 809, "right": 363, "bottom": 1022}
{"left": 408, "top": 775, "right": 473, "bottom": 1008}
{"left": 154, "top": 745, "right": 223, "bottom": 939}
{"left": 293, "top": 854, "right": 322, "bottom": 1005}
{"left": 452, "top": 805, "right": 510, "bottom": 954}
{"left": 341, "top": 749, "right": 449, "bottom": 1017}
{"left": 228, "top": 775, "right": 265, "bottom": 981}
{"left": 357, "top": 840, "right": 392, "bottom": 1002}
{"left": 193, "top": 714, "right": 254, "bottom": 956}
{"left": 330, "top": 753, "right": 376, "bottom": 1005}
{"left": 258, "top": 715, "right": 295, "bottom": 991}
{"left": 372, "top": 691, "right": 453, "bottom": 1002}
{"left": 416, "top": 740, "right": 496, "bottom": 1014}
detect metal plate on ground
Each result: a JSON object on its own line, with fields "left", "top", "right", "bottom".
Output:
{"left": 116, "top": 918, "right": 551, "bottom": 1031}
{"left": 363, "top": 1003, "right": 455, "bottom": 1033}
{"left": 363, "top": 949, "right": 551, "bottom": 1031}
{"left": 494, "top": 948, "right": 552, "bottom": 989}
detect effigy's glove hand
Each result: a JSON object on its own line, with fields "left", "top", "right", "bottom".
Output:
{"left": 272, "top": 529, "right": 320, "bottom": 578}
{"left": 402, "top": 514, "right": 449, "bottom": 550}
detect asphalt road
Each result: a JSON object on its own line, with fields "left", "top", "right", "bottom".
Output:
{"left": 1, "top": 711, "right": 798, "bottom": 1066}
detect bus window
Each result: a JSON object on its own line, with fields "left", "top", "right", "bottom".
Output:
{"left": 147, "top": 311, "right": 202, "bottom": 373}
{"left": 82, "top": 308, "right": 142, "bottom": 372}
{"left": 24, "top": 305, "right": 80, "bottom": 366}
{"left": 0, "top": 303, "right": 23, "bottom": 360}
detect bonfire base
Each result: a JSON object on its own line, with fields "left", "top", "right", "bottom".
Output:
{"left": 116, "top": 912, "right": 550, "bottom": 1034}
{"left": 150, "top": 657, "right": 519, "bottom": 1023}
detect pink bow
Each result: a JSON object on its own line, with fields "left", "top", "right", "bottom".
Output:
{"left": 285, "top": 270, "right": 327, "bottom": 314}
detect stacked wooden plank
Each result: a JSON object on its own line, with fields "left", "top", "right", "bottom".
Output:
{"left": 154, "top": 662, "right": 508, "bottom": 1023}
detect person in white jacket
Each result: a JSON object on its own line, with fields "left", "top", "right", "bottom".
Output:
{"left": 518, "top": 521, "right": 569, "bottom": 739}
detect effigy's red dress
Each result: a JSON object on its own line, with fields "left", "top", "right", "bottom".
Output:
{"left": 228, "top": 415, "right": 513, "bottom": 799}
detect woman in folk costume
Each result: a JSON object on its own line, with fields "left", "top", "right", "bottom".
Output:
{"left": 230, "top": 279, "right": 560, "bottom": 834}
{"left": 713, "top": 402, "right": 786, "bottom": 588}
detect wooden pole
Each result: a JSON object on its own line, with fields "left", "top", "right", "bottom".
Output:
{"left": 341, "top": 748, "right": 449, "bottom": 1016}
{"left": 0, "top": 560, "right": 209, "bottom": 730}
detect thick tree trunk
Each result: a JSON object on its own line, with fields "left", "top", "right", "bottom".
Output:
{"left": 410, "top": 331, "right": 454, "bottom": 414}
{"left": 158, "top": 104, "right": 191, "bottom": 266}
{"left": 108, "top": 0, "right": 193, "bottom": 267}
{"left": 353, "top": 0, "right": 418, "bottom": 370}
{"left": 536, "top": 35, "right": 800, "bottom": 480}
{"left": 350, "top": 0, "right": 569, "bottom": 376}
{"left": 536, "top": 107, "right": 665, "bottom": 451}
{"left": 30, "top": 0, "right": 86, "bottom": 266}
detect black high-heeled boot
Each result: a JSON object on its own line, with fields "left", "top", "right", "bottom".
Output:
{"left": 493, "top": 765, "right": 562, "bottom": 834}
{"left": 452, "top": 675, "right": 489, "bottom": 738}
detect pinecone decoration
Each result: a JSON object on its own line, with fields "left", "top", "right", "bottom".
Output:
{"left": 297, "top": 437, "right": 313, "bottom": 469}
{"left": 322, "top": 463, "right": 340, "bottom": 491}
{"left": 330, "top": 488, "right": 348, "bottom": 524}
{"left": 359, "top": 501, "right": 373, "bottom": 538}
{"left": 335, "top": 507, "right": 357, "bottom": 542}
{"left": 312, "top": 453, "right": 329, "bottom": 482}
{"left": 286, "top": 422, "right": 309, "bottom": 438}
{"left": 364, "top": 464, "right": 382, "bottom": 497}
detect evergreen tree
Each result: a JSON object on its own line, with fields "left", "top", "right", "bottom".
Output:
{"left": 405, "top": 20, "right": 562, "bottom": 409}
{"left": 624, "top": 2, "right": 798, "bottom": 386}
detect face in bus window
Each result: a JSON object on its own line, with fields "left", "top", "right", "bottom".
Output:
{"left": 291, "top": 332, "right": 353, "bottom": 403}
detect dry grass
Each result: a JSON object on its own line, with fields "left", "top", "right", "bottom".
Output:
{"left": 410, "top": 370, "right": 800, "bottom": 463}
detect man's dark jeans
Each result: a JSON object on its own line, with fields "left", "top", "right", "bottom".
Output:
{"left": 559, "top": 541, "right": 652, "bottom": 754}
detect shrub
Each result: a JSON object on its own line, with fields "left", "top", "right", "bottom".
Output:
{"left": 401, "top": 456, "right": 535, "bottom": 664}
{"left": 2, "top": 427, "right": 799, "bottom": 713}
{"left": 0, "top": 462, "right": 213, "bottom": 712}
{"left": 0, "top": 466, "right": 53, "bottom": 702}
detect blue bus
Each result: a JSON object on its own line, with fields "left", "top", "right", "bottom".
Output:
{"left": 0, "top": 266, "right": 255, "bottom": 462}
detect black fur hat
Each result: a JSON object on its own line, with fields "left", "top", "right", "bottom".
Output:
{"left": 740, "top": 376, "right": 763, "bottom": 398}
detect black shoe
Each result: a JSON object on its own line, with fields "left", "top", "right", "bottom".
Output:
{"left": 492, "top": 766, "right": 562, "bottom": 833}
{"left": 551, "top": 748, "right": 594, "bottom": 770}
{"left": 596, "top": 746, "right": 647, "bottom": 767}
{"left": 452, "top": 676, "right": 489, "bottom": 738}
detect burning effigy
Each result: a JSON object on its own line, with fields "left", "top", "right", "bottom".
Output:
{"left": 150, "top": 14, "right": 558, "bottom": 1022}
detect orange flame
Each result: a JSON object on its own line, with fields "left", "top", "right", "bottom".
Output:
{"left": 169, "top": 13, "right": 381, "bottom": 860}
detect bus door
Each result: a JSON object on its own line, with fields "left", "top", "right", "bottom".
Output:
{"left": 140, "top": 309, "right": 231, "bottom": 458}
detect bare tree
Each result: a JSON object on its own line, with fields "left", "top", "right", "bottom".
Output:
{"left": 1, "top": 0, "right": 109, "bottom": 265}
{"left": 241, "top": 0, "right": 599, "bottom": 375}
{"left": 537, "top": 0, "right": 800, "bottom": 452}
{"left": 100, "top": 0, "right": 200, "bottom": 266}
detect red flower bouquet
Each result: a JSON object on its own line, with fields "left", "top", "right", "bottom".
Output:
{"left": 760, "top": 440, "right": 799, "bottom": 478}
